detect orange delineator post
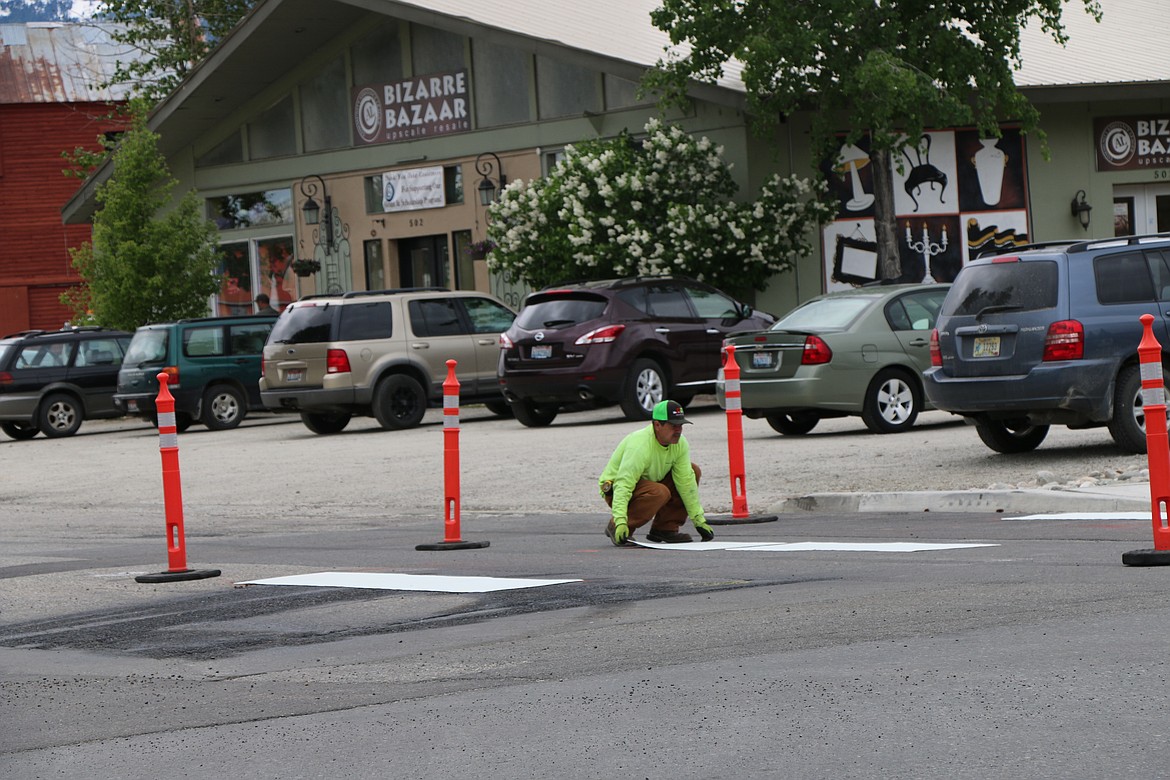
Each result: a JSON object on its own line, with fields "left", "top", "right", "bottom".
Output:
{"left": 1137, "top": 314, "right": 1170, "bottom": 550}
{"left": 416, "top": 360, "right": 488, "bottom": 551}
{"left": 722, "top": 344, "right": 750, "bottom": 518}
{"left": 442, "top": 359, "right": 463, "bottom": 542}
{"left": 135, "top": 373, "right": 219, "bottom": 583}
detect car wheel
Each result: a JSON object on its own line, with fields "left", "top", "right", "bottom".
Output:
{"left": 620, "top": 358, "right": 666, "bottom": 420}
{"left": 1107, "top": 363, "right": 1164, "bottom": 454}
{"left": 974, "top": 417, "right": 1049, "bottom": 454}
{"left": 0, "top": 421, "right": 39, "bottom": 440}
{"left": 512, "top": 399, "right": 558, "bottom": 427}
{"left": 201, "top": 384, "right": 246, "bottom": 430}
{"left": 765, "top": 411, "right": 820, "bottom": 436}
{"left": 485, "top": 400, "right": 514, "bottom": 418}
{"left": 373, "top": 375, "right": 427, "bottom": 430}
{"left": 300, "top": 411, "right": 351, "bottom": 434}
{"left": 148, "top": 412, "right": 194, "bottom": 432}
{"left": 672, "top": 392, "right": 696, "bottom": 408}
{"left": 861, "top": 368, "right": 921, "bottom": 434}
{"left": 37, "top": 393, "right": 83, "bottom": 438}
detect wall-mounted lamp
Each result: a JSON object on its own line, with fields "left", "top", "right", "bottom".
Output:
{"left": 1071, "top": 189, "right": 1092, "bottom": 231}
{"left": 299, "top": 174, "right": 333, "bottom": 251}
{"left": 475, "top": 152, "right": 507, "bottom": 207}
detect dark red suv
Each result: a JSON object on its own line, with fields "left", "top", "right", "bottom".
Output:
{"left": 497, "top": 277, "right": 774, "bottom": 426}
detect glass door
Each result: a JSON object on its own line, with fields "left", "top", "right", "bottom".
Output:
{"left": 397, "top": 235, "right": 450, "bottom": 289}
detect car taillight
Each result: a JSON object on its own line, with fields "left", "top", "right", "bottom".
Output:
{"left": 500, "top": 333, "right": 514, "bottom": 349}
{"left": 930, "top": 328, "right": 942, "bottom": 367}
{"left": 0, "top": 371, "right": 11, "bottom": 385}
{"left": 327, "top": 349, "right": 351, "bottom": 374}
{"left": 162, "top": 365, "right": 179, "bottom": 387}
{"left": 576, "top": 324, "right": 625, "bottom": 345}
{"left": 801, "top": 335, "right": 832, "bottom": 365}
{"left": 1043, "top": 320, "right": 1084, "bottom": 361}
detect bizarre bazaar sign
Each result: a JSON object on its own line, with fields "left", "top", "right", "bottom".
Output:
{"left": 352, "top": 69, "right": 471, "bottom": 146}
{"left": 1095, "top": 115, "right": 1170, "bottom": 171}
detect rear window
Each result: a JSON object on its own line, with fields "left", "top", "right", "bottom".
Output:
{"left": 268, "top": 303, "right": 335, "bottom": 344}
{"left": 516, "top": 293, "right": 608, "bottom": 329}
{"left": 773, "top": 296, "right": 876, "bottom": 331}
{"left": 125, "top": 329, "right": 168, "bottom": 365}
{"left": 943, "top": 260, "right": 1058, "bottom": 316}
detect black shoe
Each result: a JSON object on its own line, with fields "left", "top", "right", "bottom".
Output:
{"left": 646, "top": 529, "right": 693, "bottom": 543}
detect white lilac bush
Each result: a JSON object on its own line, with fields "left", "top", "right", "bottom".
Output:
{"left": 485, "top": 118, "right": 837, "bottom": 292}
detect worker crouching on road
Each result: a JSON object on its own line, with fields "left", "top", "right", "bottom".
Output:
{"left": 599, "top": 399, "right": 715, "bottom": 546}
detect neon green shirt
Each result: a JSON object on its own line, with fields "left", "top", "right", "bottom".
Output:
{"left": 598, "top": 424, "right": 705, "bottom": 525}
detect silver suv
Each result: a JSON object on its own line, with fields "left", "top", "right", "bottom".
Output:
{"left": 260, "top": 288, "right": 516, "bottom": 434}
{"left": 924, "top": 234, "right": 1170, "bottom": 454}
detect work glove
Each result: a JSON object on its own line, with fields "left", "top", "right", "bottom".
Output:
{"left": 612, "top": 522, "right": 630, "bottom": 546}
{"left": 693, "top": 518, "right": 715, "bottom": 542}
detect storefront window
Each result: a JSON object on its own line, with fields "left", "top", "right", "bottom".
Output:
{"left": 214, "top": 237, "right": 295, "bottom": 316}
{"left": 207, "top": 189, "right": 292, "bottom": 230}
{"left": 216, "top": 242, "right": 253, "bottom": 315}
{"left": 301, "top": 56, "right": 350, "bottom": 151}
{"left": 352, "top": 21, "right": 404, "bottom": 85}
{"left": 197, "top": 131, "right": 243, "bottom": 168}
{"left": 411, "top": 24, "right": 464, "bottom": 74}
{"left": 453, "top": 230, "right": 475, "bottom": 290}
{"left": 248, "top": 96, "right": 296, "bottom": 159}
{"left": 365, "top": 239, "right": 386, "bottom": 290}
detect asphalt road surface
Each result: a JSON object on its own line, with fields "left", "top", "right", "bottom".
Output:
{"left": 2, "top": 402, "right": 1167, "bottom": 778}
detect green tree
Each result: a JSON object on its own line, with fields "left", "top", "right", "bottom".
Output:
{"left": 486, "top": 119, "right": 836, "bottom": 294}
{"left": 95, "top": 0, "right": 255, "bottom": 103}
{"left": 63, "top": 100, "right": 221, "bottom": 330}
{"left": 647, "top": 0, "right": 1101, "bottom": 279}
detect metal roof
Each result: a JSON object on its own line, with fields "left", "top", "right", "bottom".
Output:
{"left": 0, "top": 22, "right": 143, "bottom": 104}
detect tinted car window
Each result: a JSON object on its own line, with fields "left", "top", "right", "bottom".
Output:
{"left": 1094, "top": 252, "right": 1154, "bottom": 304}
{"left": 184, "top": 326, "right": 225, "bottom": 357}
{"left": 269, "top": 304, "right": 334, "bottom": 344}
{"left": 228, "top": 322, "right": 272, "bottom": 354}
{"left": 886, "top": 290, "right": 946, "bottom": 331}
{"left": 409, "top": 299, "right": 464, "bottom": 337}
{"left": 337, "top": 301, "right": 393, "bottom": 341}
{"left": 645, "top": 283, "right": 694, "bottom": 318}
{"left": 615, "top": 287, "right": 648, "bottom": 314}
{"left": 516, "top": 294, "right": 607, "bottom": 329}
{"left": 462, "top": 296, "right": 516, "bottom": 334}
{"left": 124, "top": 329, "right": 168, "bottom": 364}
{"left": 75, "top": 338, "right": 124, "bottom": 366}
{"left": 944, "top": 260, "right": 1058, "bottom": 316}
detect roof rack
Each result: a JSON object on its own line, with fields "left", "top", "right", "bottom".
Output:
{"left": 342, "top": 287, "right": 450, "bottom": 298}
{"left": 1064, "top": 231, "right": 1170, "bottom": 254}
{"left": 540, "top": 275, "right": 698, "bottom": 291}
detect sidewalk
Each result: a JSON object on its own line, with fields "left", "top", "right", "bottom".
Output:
{"left": 774, "top": 481, "right": 1154, "bottom": 514}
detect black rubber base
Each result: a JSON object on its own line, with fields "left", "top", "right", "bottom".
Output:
{"left": 1122, "top": 548, "right": 1170, "bottom": 567}
{"left": 135, "top": 568, "right": 221, "bottom": 583}
{"left": 707, "top": 514, "right": 780, "bottom": 526}
{"left": 415, "top": 540, "right": 490, "bottom": 551}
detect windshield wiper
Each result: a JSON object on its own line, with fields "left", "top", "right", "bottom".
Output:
{"left": 975, "top": 304, "right": 1022, "bottom": 321}
{"left": 541, "top": 319, "right": 575, "bottom": 327}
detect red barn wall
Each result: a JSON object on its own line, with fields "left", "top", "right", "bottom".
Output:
{"left": 0, "top": 101, "right": 122, "bottom": 335}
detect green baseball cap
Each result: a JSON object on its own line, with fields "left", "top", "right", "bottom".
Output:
{"left": 652, "top": 400, "right": 691, "bottom": 425}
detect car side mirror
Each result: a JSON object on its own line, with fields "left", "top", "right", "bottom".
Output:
{"left": 739, "top": 303, "right": 753, "bottom": 319}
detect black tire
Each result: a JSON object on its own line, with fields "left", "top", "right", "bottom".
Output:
{"left": 373, "top": 374, "right": 427, "bottom": 430}
{"left": 485, "top": 400, "right": 514, "bottom": 418}
{"left": 201, "top": 384, "right": 246, "bottom": 430}
{"left": 974, "top": 417, "right": 1049, "bottom": 454}
{"left": 37, "top": 393, "right": 83, "bottom": 438}
{"left": 1, "top": 421, "right": 39, "bottom": 440}
{"left": 512, "top": 399, "right": 558, "bottom": 427}
{"left": 1108, "top": 363, "right": 1163, "bottom": 454}
{"left": 620, "top": 358, "right": 666, "bottom": 420}
{"left": 765, "top": 411, "right": 820, "bottom": 436}
{"left": 861, "top": 368, "right": 921, "bottom": 434}
{"left": 672, "top": 392, "right": 696, "bottom": 408}
{"left": 150, "top": 412, "right": 195, "bottom": 433}
{"left": 300, "top": 411, "right": 351, "bottom": 434}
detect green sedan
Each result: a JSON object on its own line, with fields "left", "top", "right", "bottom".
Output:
{"left": 716, "top": 283, "right": 950, "bottom": 435}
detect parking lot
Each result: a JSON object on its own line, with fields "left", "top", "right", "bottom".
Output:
{"left": 2, "top": 401, "right": 1167, "bottom": 778}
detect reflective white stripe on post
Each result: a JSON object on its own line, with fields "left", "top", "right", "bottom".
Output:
{"left": 158, "top": 432, "right": 179, "bottom": 449}
{"left": 725, "top": 378, "right": 740, "bottom": 395}
{"left": 158, "top": 411, "right": 176, "bottom": 429}
{"left": 444, "top": 396, "right": 459, "bottom": 410}
{"left": 1143, "top": 386, "right": 1166, "bottom": 408}
{"left": 725, "top": 395, "right": 742, "bottom": 411}
{"left": 443, "top": 416, "right": 460, "bottom": 428}
{"left": 1142, "top": 361, "right": 1164, "bottom": 383}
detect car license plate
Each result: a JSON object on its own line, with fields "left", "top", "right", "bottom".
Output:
{"left": 286, "top": 368, "right": 304, "bottom": 382}
{"left": 530, "top": 345, "right": 552, "bottom": 359}
{"left": 751, "top": 351, "right": 776, "bottom": 369}
{"left": 127, "top": 399, "right": 138, "bottom": 412}
{"left": 973, "top": 336, "right": 1001, "bottom": 358}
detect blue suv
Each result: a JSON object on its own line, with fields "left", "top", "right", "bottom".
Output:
{"left": 924, "top": 234, "right": 1170, "bottom": 454}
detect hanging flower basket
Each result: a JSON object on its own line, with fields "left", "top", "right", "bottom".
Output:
{"left": 292, "top": 258, "right": 321, "bottom": 277}
{"left": 467, "top": 239, "right": 496, "bottom": 261}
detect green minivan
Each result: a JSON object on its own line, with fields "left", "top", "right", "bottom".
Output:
{"left": 114, "top": 314, "right": 278, "bottom": 431}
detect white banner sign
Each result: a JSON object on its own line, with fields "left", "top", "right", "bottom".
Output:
{"left": 382, "top": 166, "right": 446, "bottom": 212}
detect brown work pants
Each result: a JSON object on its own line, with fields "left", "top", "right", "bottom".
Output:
{"left": 605, "top": 463, "right": 701, "bottom": 533}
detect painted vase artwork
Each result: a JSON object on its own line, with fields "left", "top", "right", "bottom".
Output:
{"left": 974, "top": 138, "right": 1006, "bottom": 207}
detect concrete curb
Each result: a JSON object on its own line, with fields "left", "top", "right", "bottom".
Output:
{"left": 772, "top": 487, "right": 1153, "bottom": 514}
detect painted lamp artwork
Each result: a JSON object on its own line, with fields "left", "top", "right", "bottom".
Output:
{"left": 835, "top": 144, "right": 875, "bottom": 211}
